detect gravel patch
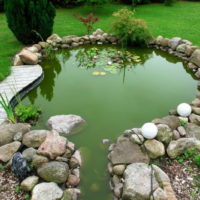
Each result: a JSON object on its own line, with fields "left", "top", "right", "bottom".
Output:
{"left": 0, "top": 165, "right": 27, "bottom": 200}
{"left": 159, "top": 158, "right": 200, "bottom": 200}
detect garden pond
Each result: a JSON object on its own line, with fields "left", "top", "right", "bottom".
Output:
{"left": 21, "top": 44, "right": 198, "bottom": 200}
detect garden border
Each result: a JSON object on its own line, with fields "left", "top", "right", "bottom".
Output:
{"left": 1, "top": 29, "right": 200, "bottom": 200}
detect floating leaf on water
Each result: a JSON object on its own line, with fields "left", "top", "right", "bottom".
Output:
{"left": 133, "top": 56, "right": 140, "bottom": 60}
{"left": 92, "top": 71, "right": 100, "bottom": 75}
{"left": 100, "top": 72, "right": 106, "bottom": 75}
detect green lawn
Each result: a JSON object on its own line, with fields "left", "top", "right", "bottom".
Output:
{"left": 0, "top": 2, "right": 200, "bottom": 81}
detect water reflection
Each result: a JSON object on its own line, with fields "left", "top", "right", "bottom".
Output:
{"left": 27, "top": 45, "right": 196, "bottom": 103}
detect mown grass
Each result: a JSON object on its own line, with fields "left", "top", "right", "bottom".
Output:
{"left": 0, "top": 2, "right": 200, "bottom": 80}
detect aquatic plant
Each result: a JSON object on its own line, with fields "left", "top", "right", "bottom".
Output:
{"left": 76, "top": 47, "right": 141, "bottom": 75}
{"left": 0, "top": 93, "right": 16, "bottom": 123}
{"left": 15, "top": 104, "right": 41, "bottom": 125}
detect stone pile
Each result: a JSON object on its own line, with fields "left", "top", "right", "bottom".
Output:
{"left": 0, "top": 114, "right": 85, "bottom": 200}
{"left": 108, "top": 91, "right": 200, "bottom": 200}
{"left": 149, "top": 36, "right": 200, "bottom": 78}
{"left": 13, "top": 29, "right": 120, "bottom": 66}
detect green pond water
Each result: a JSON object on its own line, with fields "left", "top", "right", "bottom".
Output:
{"left": 22, "top": 45, "right": 198, "bottom": 200}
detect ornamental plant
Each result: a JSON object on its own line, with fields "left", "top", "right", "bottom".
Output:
{"left": 4, "top": 0, "right": 56, "bottom": 44}
{"left": 112, "top": 8, "right": 152, "bottom": 46}
{"left": 73, "top": 13, "right": 99, "bottom": 35}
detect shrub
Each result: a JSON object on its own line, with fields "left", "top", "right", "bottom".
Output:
{"left": 50, "top": 0, "right": 79, "bottom": 7}
{"left": 112, "top": 8, "right": 152, "bottom": 46}
{"left": 77, "top": 0, "right": 111, "bottom": 5}
{"left": 4, "top": 0, "right": 56, "bottom": 44}
{"left": 15, "top": 104, "right": 41, "bottom": 124}
{"left": 0, "top": 0, "right": 4, "bottom": 12}
{"left": 73, "top": 13, "right": 99, "bottom": 34}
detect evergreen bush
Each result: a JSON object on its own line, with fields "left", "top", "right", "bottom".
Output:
{"left": 4, "top": 0, "right": 56, "bottom": 44}
{"left": 0, "top": 0, "right": 4, "bottom": 12}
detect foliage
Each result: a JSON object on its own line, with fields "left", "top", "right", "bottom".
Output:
{"left": 77, "top": 0, "right": 111, "bottom": 5}
{"left": 73, "top": 13, "right": 99, "bottom": 34}
{"left": 43, "top": 44, "right": 54, "bottom": 58}
{"left": 0, "top": 0, "right": 4, "bottom": 12}
{"left": 76, "top": 46, "right": 142, "bottom": 75}
{"left": 180, "top": 119, "right": 187, "bottom": 126}
{"left": 194, "top": 154, "right": 200, "bottom": 167}
{"left": 4, "top": 0, "right": 56, "bottom": 44}
{"left": 164, "top": 0, "right": 175, "bottom": 6}
{"left": 50, "top": 0, "right": 79, "bottom": 7}
{"left": 0, "top": 93, "right": 16, "bottom": 123}
{"left": 14, "top": 104, "right": 41, "bottom": 125}
{"left": 176, "top": 150, "right": 200, "bottom": 167}
{"left": 15, "top": 186, "right": 21, "bottom": 194}
{"left": 24, "top": 193, "right": 31, "bottom": 200}
{"left": 112, "top": 8, "right": 152, "bottom": 46}
{"left": 0, "top": 164, "right": 7, "bottom": 170}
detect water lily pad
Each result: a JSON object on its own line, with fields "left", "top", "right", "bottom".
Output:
{"left": 92, "top": 71, "right": 100, "bottom": 75}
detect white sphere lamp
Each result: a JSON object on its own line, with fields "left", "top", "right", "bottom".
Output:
{"left": 141, "top": 123, "right": 158, "bottom": 139}
{"left": 177, "top": 103, "right": 192, "bottom": 117}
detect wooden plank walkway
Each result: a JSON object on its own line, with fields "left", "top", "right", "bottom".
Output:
{"left": 0, "top": 65, "right": 43, "bottom": 124}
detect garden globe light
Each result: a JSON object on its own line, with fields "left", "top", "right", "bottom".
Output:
{"left": 141, "top": 123, "right": 158, "bottom": 139}
{"left": 177, "top": 103, "right": 192, "bottom": 117}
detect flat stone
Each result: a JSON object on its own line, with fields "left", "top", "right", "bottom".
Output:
{"left": 156, "top": 124, "right": 173, "bottom": 144}
{"left": 22, "top": 147, "right": 36, "bottom": 162}
{"left": 123, "top": 163, "right": 159, "bottom": 200}
{"left": 144, "top": 139, "right": 165, "bottom": 159}
{"left": 167, "top": 138, "right": 200, "bottom": 158}
{"left": 185, "top": 123, "right": 200, "bottom": 140}
{"left": 37, "top": 130, "right": 67, "bottom": 159}
{"left": 37, "top": 161, "right": 69, "bottom": 184}
{"left": 112, "top": 165, "right": 126, "bottom": 176}
{"left": 32, "top": 154, "right": 49, "bottom": 168}
{"left": 0, "top": 123, "right": 30, "bottom": 146}
{"left": 192, "top": 106, "right": 200, "bottom": 115}
{"left": 31, "top": 182, "right": 63, "bottom": 200}
{"left": 19, "top": 49, "right": 38, "bottom": 65}
{"left": 109, "top": 137, "right": 149, "bottom": 165}
{"left": 177, "top": 126, "right": 186, "bottom": 136}
{"left": 168, "top": 37, "right": 182, "bottom": 50}
{"left": 190, "top": 49, "right": 200, "bottom": 67}
{"left": 189, "top": 113, "right": 200, "bottom": 125}
{"left": 22, "top": 130, "right": 50, "bottom": 148}
{"left": 47, "top": 115, "right": 86, "bottom": 135}
{"left": 21, "top": 176, "right": 39, "bottom": 191}
{"left": 152, "top": 116, "right": 180, "bottom": 130}
{"left": 0, "top": 141, "right": 21, "bottom": 162}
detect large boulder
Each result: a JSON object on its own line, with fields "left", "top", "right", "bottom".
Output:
{"left": 19, "top": 49, "right": 38, "bottom": 65}
{"left": 167, "top": 138, "right": 200, "bottom": 158}
{"left": 31, "top": 182, "right": 63, "bottom": 200}
{"left": 47, "top": 115, "right": 86, "bottom": 135}
{"left": 109, "top": 137, "right": 149, "bottom": 165}
{"left": 152, "top": 116, "right": 180, "bottom": 130}
{"left": 123, "top": 163, "right": 159, "bottom": 200}
{"left": 0, "top": 141, "right": 21, "bottom": 162}
{"left": 189, "top": 113, "right": 200, "bottom": 125}
{"left": 168, "top": 37, "right": 182, "bottom": 50}
{"left": 176, "top": 44, "right": 187, "bottom": 53}
{"left": 0, "top": 123, "right": 30, "bottom": 146}
{"left": 47, "top": 34, "right": 62, "bottom": 44}
{"left": 22, "top": 130, "right": 50, "bottom": 148}
{"left": 185, "top": 123, "right": 200, "bottom": 140}
{"left": 190, "top": 49, "right": 200, "bottom": 67}
{"left": 156, "top": 124, "right": 173, "bottom": 144}
{"left": 37, "top": 161, "right": 69, "bottom": 184}
{"left": 144, "top": 139, "right": 165, "bottom": 159}
{"left": 37, "top": 130, "right": 67, "bottom": 159}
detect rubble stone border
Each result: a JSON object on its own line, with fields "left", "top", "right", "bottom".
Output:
{"left": 108, "top": 35, "right": 200, "bottom": 200}
{"left": 1, "top": 30, "right": 200, "bottom": 200}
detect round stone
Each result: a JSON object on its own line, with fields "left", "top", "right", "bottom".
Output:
{"left": 141, "top": 123, "right": 158, "bottom": 139}
{"left": 177, "top": 103, "right": 192, "bottom": 117}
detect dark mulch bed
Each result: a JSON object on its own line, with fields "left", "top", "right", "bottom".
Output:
{"left": 157, "top": 157, "right": 200, "bottom": 200}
